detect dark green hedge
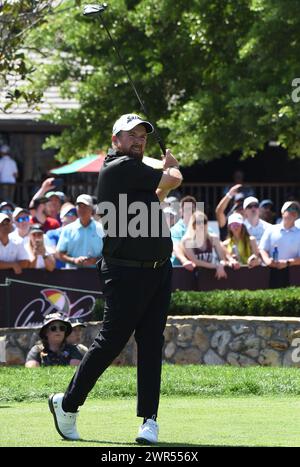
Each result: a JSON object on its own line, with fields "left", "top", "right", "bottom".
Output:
{"left": 169, "top": 287, "right": 300, "bottom": 317}
{"left": 92, "top": 287, "right": 300, "bottom": 319}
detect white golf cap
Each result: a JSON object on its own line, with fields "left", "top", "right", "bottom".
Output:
{"left": 76, "top": 194, "right": 94, "bottom": 208}
{"left": 0, "top": 213, "right": 10, "bottom": 223}
{"left": 13, "top": 207, "right": 30, "bottom": 218}
{"left": 243, "top": 196, "right": 259, "bottom": 210}
{"left": 228, "top": 213, "right": 244, "bottom": 225}
{"left": 112, "top": 113, "right": 154, "bottom": 136}
{"left": 281, "top": 201, "right": 300, "bottom": 214}
{"left": 60, "top": 203, "right": 76, "bottom": 219}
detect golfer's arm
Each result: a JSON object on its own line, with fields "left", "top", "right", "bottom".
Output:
{"left": 158, "top": 168, "right": 183, "bottom": 190}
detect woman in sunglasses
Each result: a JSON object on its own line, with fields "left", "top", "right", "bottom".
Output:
{"left": 223, "top": 213, "right": 261, "bottom": 269}
{"left": 180, "top": 210, "right": 229, "bottom": 279}
{"left": 25, "top": 313, "right": 83, "bottom": 367}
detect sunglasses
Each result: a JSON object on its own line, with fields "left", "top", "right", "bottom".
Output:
{"left": 49, "top": 324, "right": 66, "bottom": 332}
{"left": 229, "top": 222, "right": 242, "bottom": 228}
{"left": 246, "top": 204, "right": 259, "bottom": 209}
{"left": 16, "top": 216, "right": 30, "bottom": 223}
{"left": 1, "top": 209, "right": 13, "bottom": 215}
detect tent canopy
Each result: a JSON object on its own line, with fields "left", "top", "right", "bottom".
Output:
{"left": 50, "top": 154, "right": 106, "bottom": 174}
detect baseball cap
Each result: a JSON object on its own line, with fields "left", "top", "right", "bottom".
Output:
{"left": 259, "top": 199, "right": 273, "bottom": 208}
{"left": 281, "top": 201, "right": 300, "bottom": 214}
{"left": 60, "top": 203, "right": 77, "bottom": 219}
{"left": 0, "top": 213, "right": 10, "bottom": 223}
{"left": 45, "top": 191, "right": 65, "bottom": 201}
{"left": 76, "top": 194, "right": 93, "bottom": 208}
{"left": 0, "top": 201, "right": 15, "bottom": 211}
{"left": 164, "top": 196, "right": 179, "bottom": 204}
{"left": 234, "top": 192, "right": 245, "bottom": 202}
{"left": 243, "top": 196, "right": 259, "bottom": 210}
{"left": 112, "top": 113, "right": 154, "bottom": 136}
{"left": 67, "top": 318, "right": 87, "bottom": 329}
{"left": 228, "top": 213, "right": 244, "bottom": 225}
{"left": 29, "top": 223, "right": 44, "bottom": 234}
{"left": 13, "top": 207, "right": 30, "bottom": 218}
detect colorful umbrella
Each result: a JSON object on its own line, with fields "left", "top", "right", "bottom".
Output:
{"left": 50, "top": 153, "right": 106, "bottom": 174}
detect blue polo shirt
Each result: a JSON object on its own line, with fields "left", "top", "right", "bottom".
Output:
{"left": 259, "top": 223, "right": 300, "bottom": 260}
{"left": 170, "top": 218, "right": 187, "bottom": 266}
{"left": 57, "top": 218, "right": 104, "bottom": 267}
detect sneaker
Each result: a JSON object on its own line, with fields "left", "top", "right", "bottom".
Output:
{"left": 48, "top": 393, "right": 80, "bottom": 440}
{"left": 136, "top": 419, "right": 159, "bottom": 445}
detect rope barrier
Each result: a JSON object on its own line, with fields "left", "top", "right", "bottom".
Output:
{"left": 3, "top": 278, "right": 103, "bottom": 296}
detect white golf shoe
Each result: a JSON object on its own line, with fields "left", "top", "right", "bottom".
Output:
{"left": 48, "top": 393, "right": 80, "bottom": 440}
{"left": 136, "top": 419, "right": 159, "bottom": 445}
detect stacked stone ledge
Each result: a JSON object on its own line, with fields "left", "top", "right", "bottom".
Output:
{"left": 1, "top": 315, "right": 300, "bottom": 366}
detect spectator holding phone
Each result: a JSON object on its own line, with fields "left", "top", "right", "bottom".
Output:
{"left": 25, "top": 223, "right": 55, "bottom": 271}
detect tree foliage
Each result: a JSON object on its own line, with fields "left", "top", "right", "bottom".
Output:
{"left": 9, "top": 0, "right": 300, "bottom": 164}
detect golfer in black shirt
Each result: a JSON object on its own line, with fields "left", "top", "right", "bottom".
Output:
{"left": 48, "top": 113, "right": 182, "bottom": 444}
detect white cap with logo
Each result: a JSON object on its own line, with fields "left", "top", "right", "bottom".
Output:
{"left": 228, "top": 213, "right": 244, "bottom": 225}
{"left": 0, "top": 213, "right": 10, "bottom": 223}
{"left": 243, "top": 196, "right": 259, "bottom": 210}
{"left": 112, "top": 114, "right": 154, "bottom": 136}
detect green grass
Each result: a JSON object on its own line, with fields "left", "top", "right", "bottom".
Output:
{"left": 1, "top": 396, "right": 300, "bottom": 447}
{"left": 1, "top": 365, "right": 300, "bottom": 402}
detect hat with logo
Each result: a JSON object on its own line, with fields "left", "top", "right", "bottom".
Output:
{"left": 76, "top": 194, "right": 94, "bottom": 208}
{"left": 281, "top": 201, "right": 300, "bottom": 214}
{"left": 39, "top": 312, "right": 72, "bottom": 339}
{"left": 0, "top": 213, "right": 10, "bottom": 223}
{"left": 228, "top": 213, "right": 244, "bottom": 225}
{"left": 112, "top": 113, "right": 154, "bottom": 136}
{"left": 243, "top": 196, "right": 259, "bottom": 210}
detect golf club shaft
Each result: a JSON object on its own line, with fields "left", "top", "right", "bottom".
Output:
{"left": 97, "top": 15, "right": 166, "bottom": 155}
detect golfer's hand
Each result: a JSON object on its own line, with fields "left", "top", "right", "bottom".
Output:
{"left": 162, "top": 149, "right": 179, "bottom": 169}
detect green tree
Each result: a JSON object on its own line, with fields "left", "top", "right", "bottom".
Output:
{"left": 22, "top": 0, "right": 300, "bottom": 164}
{"left": 0, "top": 0, "right": 81, "bottom": 111}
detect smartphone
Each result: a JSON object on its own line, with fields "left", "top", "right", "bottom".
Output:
{"left": 53, "top": 178, "right": 63, "bottom": 189}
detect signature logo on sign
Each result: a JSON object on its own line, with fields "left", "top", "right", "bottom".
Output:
{"left": 14, "top": 288, "right": 96, "bottom": 327}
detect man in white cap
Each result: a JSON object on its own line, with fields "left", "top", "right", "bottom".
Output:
{"left": 48, "top": 113, "right": 182, "bottom": 444}
{"left": 0, "top": 144, "right": 18, "bottom": 202}
{"left": 243, "top": 196, "right": 271, "bottom": 243}
{"left": 0, "top": 213, "right": 30, "bottom": 274}
{"left": 56, "top": 194, "right": 104, "bottom": 268}
{"left": 260, "top": 201, "right": 300, "bottom": 268}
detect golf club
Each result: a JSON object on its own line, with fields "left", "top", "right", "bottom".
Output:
{"left": 83, "top": 3, "right": 166, "bottom": 155}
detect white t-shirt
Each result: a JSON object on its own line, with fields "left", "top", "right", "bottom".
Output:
{"left": 0, "top": 155, "right": 18, "bottom": 183}
{"left": 0, "top": 236, "right": 30, "bottom": 262}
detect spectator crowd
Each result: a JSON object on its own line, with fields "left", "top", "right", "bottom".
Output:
{"left": 1, "top": 173, "right": 300, "bottom": 280}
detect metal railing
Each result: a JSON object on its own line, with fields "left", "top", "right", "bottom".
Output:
{"left": 1, "top": 181, "right": 299, "bottom": 218}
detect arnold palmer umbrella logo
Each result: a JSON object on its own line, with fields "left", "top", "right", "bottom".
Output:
{"left": 14, "top": 288, "right": 96, "bottom": 328}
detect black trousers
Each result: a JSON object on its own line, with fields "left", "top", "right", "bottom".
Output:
{"left": 63, "top": 258, "right": 172, "bottom": 418}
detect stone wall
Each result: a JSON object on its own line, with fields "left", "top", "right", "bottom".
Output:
{"left": 1, "top": 315, "right": 300, "bottom": 366}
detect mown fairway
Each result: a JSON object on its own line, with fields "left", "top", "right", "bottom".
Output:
{"left": 1, "top": 365, "right": 300, "bottom": 447}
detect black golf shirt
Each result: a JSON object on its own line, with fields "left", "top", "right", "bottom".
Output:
{"left": 97, "top": 149, "right": 173, "bottom": 261}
